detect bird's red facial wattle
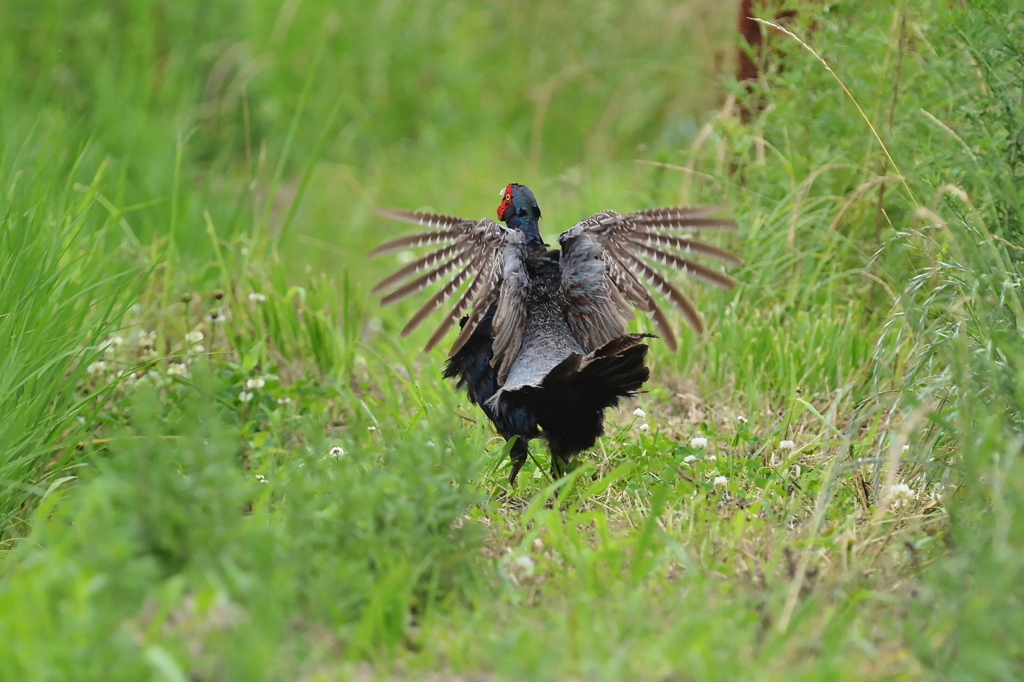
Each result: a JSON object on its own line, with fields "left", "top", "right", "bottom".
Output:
{"left": 497, "top": 184, "right": 514, "bottom": 221}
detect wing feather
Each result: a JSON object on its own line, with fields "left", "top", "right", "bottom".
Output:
{"left": 373, "top": 208, "right": 476, "bottom": 231}
{"left": 559, "top": 205, "right": 739, "bottom": 350}
{"left": 602, "top": 242, "right": 688, "bottom": 348}
{"left": 615, "top": 246, "right": 704, "bottom": 335}
{"left": 627, "top": 232, "right": 743, "bottom": 266}
{"left": 631, "top": 216, "right": 738, "bottom": 231}
{"left": 372, "top": 208, "right": 518, "bottom": 356}
{"left": 380, "top": 253, "right": 465, "bottom": 305}
{"left": 559, "top": 229, "right": 629, "bottom": 351}
{"left": 439, "top": 251, "right": 503, "bottom": 355}
{"left": 372, "top": 242, "right": 467, "bottom": 294}
{"left": 399, "top": 258, "right": 478, "bottom": 337}
{"left": 626, "top": 238, "right": 736, "bottom": 289}
{"left": 368, "top": 209, "right": 477, "bottom": 258}
{"left": 628, "top": 206, "right": 725, "bottom": 219}
{"left": 422, "top": 260, "right": 489, "bottom": 352}
{"left": 449, "top": 268, "right": 500, "bottom": 355}
{"left": 491, "top": 239, "right": 530, "bottom": 382}
{"left": 622, "top": 205, "right": 739, "bottom": 232}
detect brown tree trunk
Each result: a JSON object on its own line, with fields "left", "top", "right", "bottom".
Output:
{"left": 735, "top": 1, "right": 807, "bottom": 121}
{"left": 736, "top": 0, "right": 764, "bottom": 85}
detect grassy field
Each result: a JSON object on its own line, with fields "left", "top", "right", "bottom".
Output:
{"left": 1, "top": 0, "right": 1022, "bottom": 679}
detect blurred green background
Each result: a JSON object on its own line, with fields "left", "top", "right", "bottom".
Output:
{"left": 1, "top": 0, "right": 736, "bottom": 275}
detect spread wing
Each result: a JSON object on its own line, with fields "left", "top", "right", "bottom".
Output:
{"left": 369, "top": 208, "right": 529, "bottom": 370}
{"left": 490, "top": 241, "right": 529, "bottom": 383}
{"left": 558, "top": 206, "right": 740, "bottom": 352}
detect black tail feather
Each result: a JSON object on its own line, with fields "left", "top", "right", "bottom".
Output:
{"left": 499, "top": 334, "right": 652, "bottom": 472}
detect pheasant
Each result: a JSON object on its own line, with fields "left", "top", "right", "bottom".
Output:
{"left": 369, "top": 184, "right": 740, "bottom": 485}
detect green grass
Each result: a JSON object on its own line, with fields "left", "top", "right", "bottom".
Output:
{"left": 0, "top": 140, "right": 135, "bottom": 543}
{"left": 0, "top": 0, "right": 1022, "bottom": 679}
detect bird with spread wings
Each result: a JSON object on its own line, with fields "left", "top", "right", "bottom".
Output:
{"left": 369, "top": 183, "right": 740, "bottom": 485}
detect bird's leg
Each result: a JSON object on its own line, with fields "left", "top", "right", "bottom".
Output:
{"left": 507, "top": 436, "right": 528, "bottom": 487}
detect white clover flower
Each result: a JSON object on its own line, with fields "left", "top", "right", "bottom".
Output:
{"left": 209, "top": 309, "right": 227, "bottom": 324}
{"left": 138, "top": 332, "right": 158, "bottom": 358}
{"left": 426, "top": 441, "right": 436, "bottom": 448}
{"left": 184, "top": 330, "right": 204, "bottom": 345}
{"left": 887, "top": 483, "right": 916, "bottom": 508}
{"left": 102, "top": 336, "right": 124, "bottom": 355}
{"left": 707, "top": 454, "right": 717, "bottom": 462}
{"left": 887, "top": 483, "right": 918, "bottom": 511}
{"left": 737, "top": 415, "right": 748, "bottom": 423}
{"left": 683, "top": 455, "right": 697, "bottom": 464}
{"left": 633, "top": 407, "right": 646, "bottom": 419}
{"left": 690, "top": 437, "right": 708, "bottom": 449}
{"left": 639, "top": 423, "right": 649, "bottom": 432}
{"left": 87, "top": 361, "right": 107, "bottom": 375}
{"left": 255, "top": 474, "right": 267, "bottom": 484}
{"left": 512, "top": 554, "right": 535, "bottom": 577}
{"left": 713, "top": 476, "right": 728, "bottom": 487}
{"left": 248, "top": 292, "right": 267, "bottom": 303}
{"left": 276, "top": 396, "right": 292, "bottom": 406}
{"left": 902, "top": 444, "right": 910, "bottom": 453}
{"left": 238, "top": 391, "right": 254, "bottom": 403}
{"left": 330, "top": 446, "right": 345, "bottom": 459}
{"left": 368, "top": 426, "right": 377, "bottom": 431}
{"left": 167, "top": 363, "right": 189, "bottom": 377}
{"left": 779, "top": 440, "right": 795, "bottom": 450}
{"left": 246, "top": 378, "right": 265, "bottom": 391}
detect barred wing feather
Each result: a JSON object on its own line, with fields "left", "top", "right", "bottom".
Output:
{"left": 489, "top": 234, "right": 530, "bottom": 383}
{"left": 558, "top": 227, "right": 631, "bottom": 352}
{"left": 558, "top": 207, "right": 740, "bottom": 352}
{"left": 369, "top": 209, "right": 525, "bottom": 361}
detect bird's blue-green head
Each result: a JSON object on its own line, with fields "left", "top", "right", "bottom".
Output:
{"left": 497, "top": 183, "right": 544, "bottom": 245}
